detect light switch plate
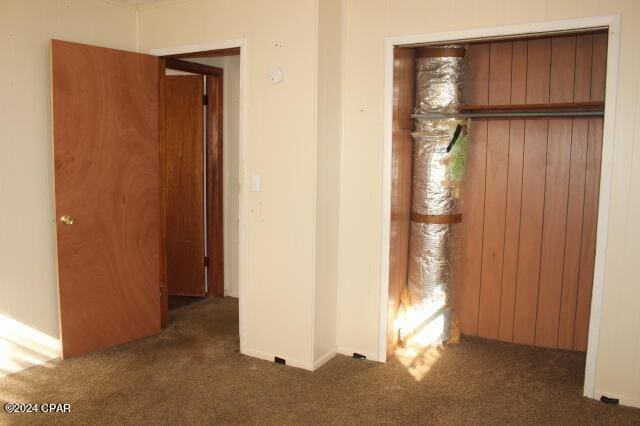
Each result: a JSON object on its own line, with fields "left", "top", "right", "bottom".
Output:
{"left": 251, "top": 173, "right": 261, "bottom": 192}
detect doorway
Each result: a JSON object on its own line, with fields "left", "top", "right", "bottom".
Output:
{"left": 381, "top": 17, "right": 619, "bottom": 399}
{"left": 161, "top": 51, "right": 242, "bottom": 326}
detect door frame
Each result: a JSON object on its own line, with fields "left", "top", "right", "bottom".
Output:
{"left": 152, "top": 39, "right": 248, "bottom": 351}
{"left": 380, "top": 16, "right": 621, "bottom": 400}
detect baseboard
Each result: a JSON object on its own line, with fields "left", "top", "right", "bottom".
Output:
{"left": 312, "top": 348, "right": 337, "bottom": 370}
{"left": 240, "top": 346, "right": 314, "bottom": 371}
{"left": 336, "top": 346, "right": 382, "bottom": 362}
{"left": 595, "top": 389, "right": 640, "bottom": 409}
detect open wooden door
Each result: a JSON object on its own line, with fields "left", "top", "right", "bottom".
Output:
{"left": 51, "top": 40, "right": 163, "bottom": 358}
{"left": 165, "top": 75, "right": 206, "bottom": 297}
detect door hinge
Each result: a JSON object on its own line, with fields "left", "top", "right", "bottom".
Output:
{"left": 203, "top": 94, "right": 208, "bottom": 105}
{"left": 204, "top": 256, "right": 209, "bottom": 267}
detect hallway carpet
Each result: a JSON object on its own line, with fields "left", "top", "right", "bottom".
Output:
{"left": 1, "top": 298, "right": 639, "bottom": 425}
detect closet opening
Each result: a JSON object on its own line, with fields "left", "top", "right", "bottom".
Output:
{"left": 386, "top": 27, "right": 609, "bottom": 385}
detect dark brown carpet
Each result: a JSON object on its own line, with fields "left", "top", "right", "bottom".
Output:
{"left": 168, "top": 295, "right": 206, "bottom": 311}
{"left": 1, "top": 297, "right": 639, "bottom": 425}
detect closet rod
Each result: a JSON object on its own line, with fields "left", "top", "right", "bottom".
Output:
{"left": 412, "top": 111, "right": 604, "bottom": 119}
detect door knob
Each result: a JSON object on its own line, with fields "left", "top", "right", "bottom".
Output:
{"left": 60, "top": 215, "right": 75, "bottom": 225}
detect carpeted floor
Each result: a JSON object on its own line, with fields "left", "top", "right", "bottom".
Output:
{"left": 1, "top": 298, "right": 639, "bottom": 425}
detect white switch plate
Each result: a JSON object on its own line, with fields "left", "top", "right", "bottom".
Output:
{"left": 251, "top": 173, "right": 261, "bottom": 192}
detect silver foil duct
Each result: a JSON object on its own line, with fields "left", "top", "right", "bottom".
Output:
{"left": 411, "top": 120, "right": 462, "bottom": 216}
{"left": 403, "top": 47, "right": 467, "bottom": 346}
{"left": 415, "top": 53, "right": 465, "bottom": 113}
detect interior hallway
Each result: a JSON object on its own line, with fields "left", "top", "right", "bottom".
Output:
{"left": 1, "top": 298, "right": 639, "bottom": 424}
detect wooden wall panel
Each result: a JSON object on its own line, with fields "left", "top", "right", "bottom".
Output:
{"left": 557, "top": 119, "right": 589, "bottom": 349}
{"left": 465, "top": 44, "right": 490, "bottom": 105}
{"left": 457, "top": 120, "right": 487, "bottom": 335}
{"left": 510, "top": 41, "right": 528, "bottom": 104}
{"left": 590, "top": 34, "right": 608, "bottom": 102}
{"left": 454, "top": 31, "right": 607, "bottom": 351}
{"left": 489, "top": 42, "right": 512, "bottom": 105}
{"left": 512, "top": 119, "right": 548, "bottom": 345}
{"left": 497, "top": 120, "right": 525, "bottom": 341}
{"left": 525, "top": 39, "right": 551, "bottom": 104}
{"left": 535, "top": 119, "right": 572, "bottom": 347}
{"left": 387, "top": 48, "right": 415, "bottom": 357}
{"left": 477, "top": 120, "right": 509, "bottom": 339}
{"left": 550, "top": 37, "right": 576, "bottom": 103}
{"left": 573, "top": 35, "right": 593, "bottom": 103}
{"left": 574, "top": 118, "right": 603, "bottom": 351}
{"left": 393, "top": 48, "right": 416, "bottom": 131}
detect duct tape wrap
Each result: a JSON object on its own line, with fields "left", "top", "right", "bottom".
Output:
{"left": 415, "top": 51, "right": 465, "bottom": 113}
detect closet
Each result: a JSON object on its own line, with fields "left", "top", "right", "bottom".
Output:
{"left": 388, "top": 30, "right": 607, "bottom": 356}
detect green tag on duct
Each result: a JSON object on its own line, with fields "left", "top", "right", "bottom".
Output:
{"left": 448, "top": 131, "right": 468, "bottom": 183}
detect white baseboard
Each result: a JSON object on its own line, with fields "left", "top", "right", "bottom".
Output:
{"left": 312, "top": 348, "right": 337, "bottom": 370}
{"left": 595, "top": 389, "right": 640, "bottom": 409}
{"left": 240, "top": 346, "right": 314, "bottom": 371}
{"left": 336, "top": 346, "right": 382, "bottom": 362}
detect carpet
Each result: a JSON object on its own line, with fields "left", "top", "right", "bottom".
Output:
{"left": 1, "top": 297, "right": 639, "bottom": 425}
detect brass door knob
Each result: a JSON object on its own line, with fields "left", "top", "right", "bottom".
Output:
{"left": 60, "top": 215, "right": 75, "bottom": 225}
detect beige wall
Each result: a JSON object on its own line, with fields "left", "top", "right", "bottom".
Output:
{"left": 139, "top": 0, "right": 321, "bottom": 368}
{"left": 313, "top": 0, "right": 342, "bottom": 364}
{"left": 220, "top": 56, "right": 241, "bottom": 299}
{"left": 0, "top": 0, "right": 137, "bottom": 376}
{"left": 337, "top": 0, "right": 640, "bottom": 407}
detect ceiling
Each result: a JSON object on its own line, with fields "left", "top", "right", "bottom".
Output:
{"left": 120, "top": 0, "right": 158, "bottom": 5}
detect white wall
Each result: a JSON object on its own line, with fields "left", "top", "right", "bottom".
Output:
{"left": 336, "top": 0, "right": 640, "bottom": 408}
{"left": 0, "top": 0, "right": 137, "bottom": 377}
{"left": 185, "top": 55, "right": 242, "bottom": 299}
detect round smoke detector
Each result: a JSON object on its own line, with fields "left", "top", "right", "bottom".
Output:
{"left": 268, "top": 67, "right": 284, "bottom": 84}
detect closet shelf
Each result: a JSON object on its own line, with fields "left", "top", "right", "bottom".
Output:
{"left": 412, "top": 101, "right": 605, "bottom": 119}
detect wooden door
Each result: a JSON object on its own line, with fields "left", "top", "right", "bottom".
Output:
{"left": 51, "top": 40, "right": 162, "bottom": 358}
{"left": 165, "top": 75, "right": 206, "bottom": 297}
{"left": 206, "top": 74, "right": 225, "bottom": 298}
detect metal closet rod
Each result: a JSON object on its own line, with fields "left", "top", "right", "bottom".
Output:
{"left": 412, "top": 111, "right": 604, "bottom": 119}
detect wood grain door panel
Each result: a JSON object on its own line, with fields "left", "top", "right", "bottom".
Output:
{"left": 165, "top": 75, "right": 206, "bottom": 297}
{"left": 206, "top": 74, "right": 225, "bottom": 298}
{"left": 51, "top": 40, "right": 161, "bottom": 358}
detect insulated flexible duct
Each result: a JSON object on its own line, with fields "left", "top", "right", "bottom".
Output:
{"left": 403, "top": 47, "right": 467, "bottom": 346}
